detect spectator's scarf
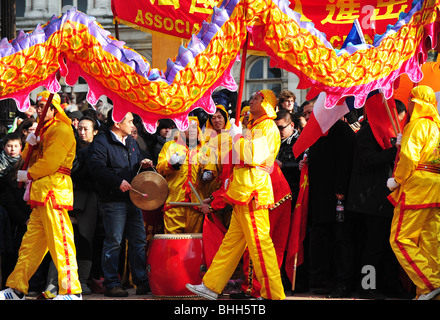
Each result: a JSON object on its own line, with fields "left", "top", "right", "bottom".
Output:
{"left": 0, "top": 151, "right": 20, "bottom": 178}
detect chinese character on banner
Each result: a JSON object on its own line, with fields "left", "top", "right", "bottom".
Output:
{"left": 290, "top": 0, "right": 413, "bottom": 48}
{"left": 150, "top": 0, "right": 181, "bottom": 10}
{"left": 112, "top": 0, "right": 414, "bottom": 49}
{"left": 320, "top": 0, "right": 362, "bottom": 25}
{"left": 112, "top": 0, "right": 220, "bottom": 40}
{"left": 373, "top": 0, "right": 409, "bottom": 21}
{"left": 190, "top": 0, "right": 219, "bottom": 14}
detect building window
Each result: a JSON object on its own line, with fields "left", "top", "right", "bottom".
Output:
{"left": 16, "top": 0, "right": 26, "bottom": 17}
{"left": 77, "top": 0, "right": 88, "bottom": 12}
{"left": 246, "top": 57, "right": 282, "bottom": 99}
{"left": 62, "top": 0, "right": 88, "bottom": 13}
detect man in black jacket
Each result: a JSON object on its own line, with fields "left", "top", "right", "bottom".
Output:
{"left": 306, "top": 117, "right": 356, "bottom": 298}
{"left": 88, "top": 110, "right": 153, "bottom": 297}
{"left": 346, "top": 100, "right": 413, "bottom": 299}
{"left": 274, "top": 110, "right": 301, "bottom": 203}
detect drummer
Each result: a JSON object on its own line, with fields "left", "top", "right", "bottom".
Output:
{"left": 156, "top": 116, "right": 214, "bottom": 234}
{"left": 202, "top": 104, "right": 232, "bottom": 190}
{"left": 88, "top": 110, "right": 153, "bottom": 298}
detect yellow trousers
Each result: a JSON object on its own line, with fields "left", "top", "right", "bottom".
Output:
{"left": 203, "top": 200, "right": 285, "bottom": 300}
{"left": 164, "top": 206, "right": 204, "bottom": 234}
{"left": 6, "top": 199, "right": 81, "bottom": 295}
{"left": 390, "top": 203, "right": 440, "bottom": 296}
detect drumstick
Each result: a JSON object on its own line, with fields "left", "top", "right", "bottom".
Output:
{"left": 131, "top": 188, "right": 148, "bottom": 198}
{"left": 188, "top": 181, "right": 204, "bottom": 204}
{"left": 168, "top": 182, "right": 203, "bottom": 206}
{"left": 169, "top": 201, "right": 202, "bottom": 206}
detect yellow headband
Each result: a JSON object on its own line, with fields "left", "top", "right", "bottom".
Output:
{"left": 36, "top": 91, "right": 71, "bottom": 125}
{"left": 36, "top": 91, "right": 61, "bottom": 111}
{"left": 254, "top": 89, "right": 277, "bottom": 119}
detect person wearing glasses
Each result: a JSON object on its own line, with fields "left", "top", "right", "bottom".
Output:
{"left": 274, "top": 110, "right": 301, "bottom": 204}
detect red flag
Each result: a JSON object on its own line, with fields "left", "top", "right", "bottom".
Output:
{"left": 293, "top": 93, "right": 350, "bottom": 158}
{"left": 284, "top": 162, "right": 309, "bottom": 284}
{"left": 202, "top": 158, "right": 232, "bottom": 268}
{"left": 202, "top": 211, "right": 227, "bottom": 268}
{"left": 292, "top": 111, "right": 323, "bottom": 158}
{"left": 364, "top": 91, "right": 397, "bottom": 149}
{"left": 269, "top": 163, "right": 292, "bottom": 262}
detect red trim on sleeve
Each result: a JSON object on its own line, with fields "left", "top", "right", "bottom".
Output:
{"left": 233, "top": 134, "right": 243, "bottom": 143}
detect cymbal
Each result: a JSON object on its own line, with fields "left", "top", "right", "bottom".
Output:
{"left": 130, "top": 171, "right": 168, "bottom": 211}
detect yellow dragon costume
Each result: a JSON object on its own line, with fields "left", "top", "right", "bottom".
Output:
{"left": 6, "top": 91, "right": 81, "bottom": 297}
{"left": 388, "top": 85, "right": 440, "bottom": 299}
{"left": 201, "top": 89, "right": 285, "bottom": 300}
{"left": 156, "top": 116, "right": 212, "bottom": 234}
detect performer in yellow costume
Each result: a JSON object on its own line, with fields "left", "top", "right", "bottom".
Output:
{"left": 187, "top": 89, "right": 285, "bottom": 300}
{"left": 387, "top": 85, "right": 440, "bottom": 300}
{"left": 156, "top": 117, "right": 212, "bottom": 233}
{"left": 203, "top": 104, "right": 231, "bottom": 143}
{"left": 203, "top": 105, "right": 233, "bottom": 200}
{"left": 240, "top": 105, "right": 250, "bottom": 128}
{"left": 0, "top": 91, "right": 81, "bottom": 300}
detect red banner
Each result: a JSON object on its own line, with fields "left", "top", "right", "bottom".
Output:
{"left": 111, "top": 0, "right": 413, "bottom": 48}
{"left": 293, "top": 0, "right": 413, "bottom": 48}
{"left": 111, "top": 0, "right": 220, "bottom": 40}
{"left": 284, "top": 162, "right": 309, "bottom": 284}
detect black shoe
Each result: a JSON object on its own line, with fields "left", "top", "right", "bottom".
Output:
{"left": 311, "top": 287, "right": 331, "bottom": 295}
{"left": 229, "top": 292, "right": 253, "bottom": 299}
{"left": 358, "top": 289, "right": 386, "bottom": 300}
{"left": 104, "top": 286, "right": 129, "bottom": 297}
{"left": 136, "top": 284, "right": 151, "bottom": 295}
{"left": 292, "top": 282, "right": 309, "bottom": 294}
{"left": 328, "top": 285, "right": 351, "bottom": 298}
{"left": 26, "top": 290, "right": 39, "bottom": 297}
{"left": 384, "top": 286, "right": 415, "bottom": 300}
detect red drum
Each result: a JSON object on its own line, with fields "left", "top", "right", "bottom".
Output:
{"left": 147, "top": 233, "right": 206, "bottom": 299}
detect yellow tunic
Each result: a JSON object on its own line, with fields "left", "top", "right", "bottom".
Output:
{"left": 203, "top": 131, "right": 233, "bottom": 195}
{"left": 156, "top": 135, "right": 211, "bottom": 205}
{"left": 156, "top": 134, "right": 213, "bottom": 233}
{"left": 224, "top": 116, "right": 281, "bottom": 208}
{"left": 388, "top": 111, "right": 440, "bottom": 208}
{"left": 7, "top": 113, "right": 80, "bottom": 295}
{"left": 22, "top": 117, "right": 76, "bottom": 209}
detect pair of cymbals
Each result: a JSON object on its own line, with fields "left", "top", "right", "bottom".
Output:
{"left": 129, "top": 171, "right": 169, "bottom": 210}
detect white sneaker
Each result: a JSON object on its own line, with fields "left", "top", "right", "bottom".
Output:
{"left": 418, "top": 287, "right": 440, "bottom": 300}
{"left": 186, "top": 283, "right": 218, "bottom": 300}
{"left": 0, "top": 288, "right": 25, "bottom": 300}
{"left": 53, "top": 294, "right": 82, "bottom": 300}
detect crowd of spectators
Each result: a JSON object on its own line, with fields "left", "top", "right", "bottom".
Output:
{"left": 0, "top": 88, "right": 416, "bottom": 300}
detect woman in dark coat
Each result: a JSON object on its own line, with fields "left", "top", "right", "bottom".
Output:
{"left": 307, "top": 118, "right": 355, "bottom": 297}
{"left": 346, "top": 119, "right": 413, "bottom": 299}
